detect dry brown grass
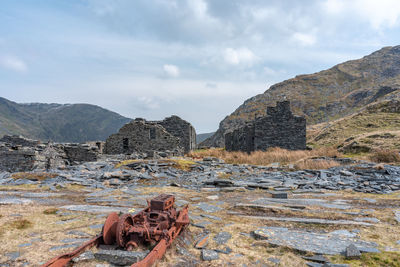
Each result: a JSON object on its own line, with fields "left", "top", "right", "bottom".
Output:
{"left": 11, "top": 172, "right": 58, "bottom": 181}
{"left": 188, "top": 147, "right": 341, "bottom": 169}
{"left": 295, "top": 159, "right": 340, "bottom": 170}
{"left": 369, "top": 149, "right": 400, "bottom": 163}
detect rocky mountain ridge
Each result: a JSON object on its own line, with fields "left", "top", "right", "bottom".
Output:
{"left": 203, "top": 45, "right": 400, "bottom": 147}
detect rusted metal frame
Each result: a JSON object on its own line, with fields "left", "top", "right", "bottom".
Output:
{"left": 40, "top": 234, "right": 102, "bottom": 267}
{"left": 41, "top": 194, "right": 190, "bottom": 267}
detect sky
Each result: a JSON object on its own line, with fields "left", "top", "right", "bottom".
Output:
{"left": 1, "top": 0, "right": 400, "bottom": 133}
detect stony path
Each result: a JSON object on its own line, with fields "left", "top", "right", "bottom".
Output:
{"left": 0, "top": 158, "right": 399, "bottom": 266}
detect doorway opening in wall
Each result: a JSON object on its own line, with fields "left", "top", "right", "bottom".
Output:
{"left": 149, "top": 128, "right": 156, "bottom": 139}
{"left": 123, "top": 138, "right": 129, "bottom": 152}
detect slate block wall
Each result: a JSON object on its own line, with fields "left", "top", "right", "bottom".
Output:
{"left": 0, "top": 149, "right": 36, "bottom": 172}
{"left": 225, "top": 124, "right": 254, "bottom": 153}
{"left": 225, "top": 101, "right": 306, "bottom": 152}
{"left": 0, "top": 135, "right": 39, "bottom": 147}
{"left": 157, "top": 115, "right": 196, "bottom": 153}
{"left": 104, "top": 119, "right": 182, "bottom": 155}
{"left": 62, "top": 143, "right": 99, "bottom": 163}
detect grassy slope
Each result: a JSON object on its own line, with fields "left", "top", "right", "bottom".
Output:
{"left": 308, "top": 98, "right": 400, "bottom": 153}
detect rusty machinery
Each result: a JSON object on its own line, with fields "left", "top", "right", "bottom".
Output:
{"left": 42, "top": 194, "right": 189, "bottom": 267}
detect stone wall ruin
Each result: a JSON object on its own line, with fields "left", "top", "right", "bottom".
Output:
{"left": 104, "top": 116, "right": 196, "bottom": 156}
{"left": 0, "top": 135, "right": 101, "bottom": 172}
{"left": 225, "top": 101, "right": 306, "bottom": 152}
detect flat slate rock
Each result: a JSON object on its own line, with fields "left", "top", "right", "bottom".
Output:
{"left": 49, "top": 244, "right": 77, "bottom": 251}
{"left": 252, "top": 198, "right": 352, "bottom": 210}
{"left": 201, "top": 249, "right": 219, "bottom": 261}
{"left": 0, "top": 197, "right": 33, "bottom": 205}
{"left": 200, "top": 214, "right": 222, "bottom": 221}
{"left": 213, "top": 232, "right": 232, "bottom": 245}
{"left": 72, "top": 251, "right": 95, "bottom": 263}
{"left": 20, "top": 192, "right": 63, "bottom": 198}
{"left": 306, "top": 263, "right": 350, "bottom": 267}
{"left": 252, "top": 227, "right": 378, "bottom": 255}
{"left": 61, "top": 238, "right": 90, "bottom": 244}
{"left": 194, "top": 202, "right": 223, "bottom": 213}
{"left": 270, "top": 191, "right": 288, "bottom": 199}
{"left": 60, "top": 205, "right": 129, "bottom": 214}
{"left": 5, "top": 251, "right": 20, "bottom": 260}
{"left": 395, "top": 210, "right": 400, "bottom": 223}
{"left": 267, "top": 257, "right": 281, "bottom": 265}
{"left": 303, "top": 255, "right": 328, "bottom": 263}
{"left": 240, "top": 215, "right": 373, "bottom": 226}
{"left": 18, "top": 242, "right": 32, "bottom": 248}
{"left": 194, "top": 234, "right": 209, "bottom": 249}
{"left": 94, "top": 249, "right": 148, "bottom": 266}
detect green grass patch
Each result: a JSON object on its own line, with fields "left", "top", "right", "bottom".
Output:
{"left": 43, "top": 208, "right": 58, "bottom": 215}
{"left": 331, "top": 252, "right": 400, "bottom": 267}
{"left": 8, "top": 218, "right": 33, "bottom": 230}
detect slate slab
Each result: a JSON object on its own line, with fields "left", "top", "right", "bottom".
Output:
{"left": 215, "top": 246, "right": 232, "bottom": 254}
{"left": 252, "top": 198, "right": 352, "bottom": 210}
{"left": 60, "top": 205, "right": 129, "bottom": 214}
{"left": 252, "top": 227, "right": 378, "bottom": 255}
{"left": 20, "top": 192, "right": 62, "bottom": 198}
{"left": 195, "top": 202, "right": 223, "bottom": 213}
{"left": 72, "top": 251, "right": 95, "bottom": 263}
{"left": 200, "top": 214, "right": 222, "bottom": 221}
{"left": 213, "top": 232, "right": 232, "bottom": 245}
{"left": 0, "top": 198, "right": 33, "bottom": 205}
{"left": 5, "top": 251, "right": 20, "bottom": 260}
{"left": 240, "top": 215, "right": 373, "bottom": 226}
{"left": 49, "top": 244, "right": 77, "bottom": 251}
{"left": 94, "top": 249, "right": 148, "bottom": 266}
{"left": 395, "top": 210, "right": 400, "bottom": 223}
{"left": 267, "top": 257, "right": 280, "bottom": 265}
{"left": 201, "top": 249, "right": 219, "bottom": 261}
{"left": 345, "top": 244, "right": 361, "bottom": 259}
{"left": 303, "top": 255, "right": 328, "bottom": 263}
{"left": 61, "top": 238, "right": 90, "bottom": 244}
{"left": 195, "top": 234, "right": 209, "bottom": 249}
{"left": 270, "top": 191, "right": 288, "bottom": 199}
{"left": 18, "top": 243, "right": 32, "bottom": 248}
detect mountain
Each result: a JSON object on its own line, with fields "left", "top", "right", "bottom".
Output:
{"left": 202, "top": 45, "right": 400, "bottom": 147}
{"left": 0, "top": 97, "right": 131, "bottom": 143}
{"left": 196, "top": 132, "right": 215, "bottom": 144}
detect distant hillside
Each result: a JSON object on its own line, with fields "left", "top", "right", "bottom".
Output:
{"left": 196, "top": 132, "right": 214, "bottom": 144}
{"left": 202, "top": 45, "right": 400, "bottom": 147}
{"left": 308, "top": 98, "right": 400, "bottom": 153}
{"left": 0, "top": 97, "right": 131, "bottom": 143}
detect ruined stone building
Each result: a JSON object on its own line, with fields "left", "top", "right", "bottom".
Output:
{"left": 225, "top": 101, "right": 306, "bottom": 152}
{"left": 0, "top": 135, "right": 100, "bottom": 172}
{"left": 104, "top": 116, "right": 196, "bottom": 156}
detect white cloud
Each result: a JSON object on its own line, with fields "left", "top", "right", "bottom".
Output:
{"left": 322, "top": 0, "right": 400, "bottom": 29}
{"left": 292, "top": 32, "right": 316, "bottom": 46}
{"left": 223, "top": 47, "right": 258, "bottom": 66}
{"left": 263, "top": 66, "right": 277, "bottom": 76}
{"left": 137, "top": 96, "right": 160, "bottom": 109}
{"left": 0, "top": 56, "right": 27, "bottom": 72}
{"left": 322, "top": 0, "right": 345, "bottom": 14}
{"left": 188, "top": 0, "right": 208, "bottom": 19}
{"left": 163, "top": 64, "right": 180, "bottom": 77}
{"left": 355, "top": 0, "right": 400, "bottom": 29}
